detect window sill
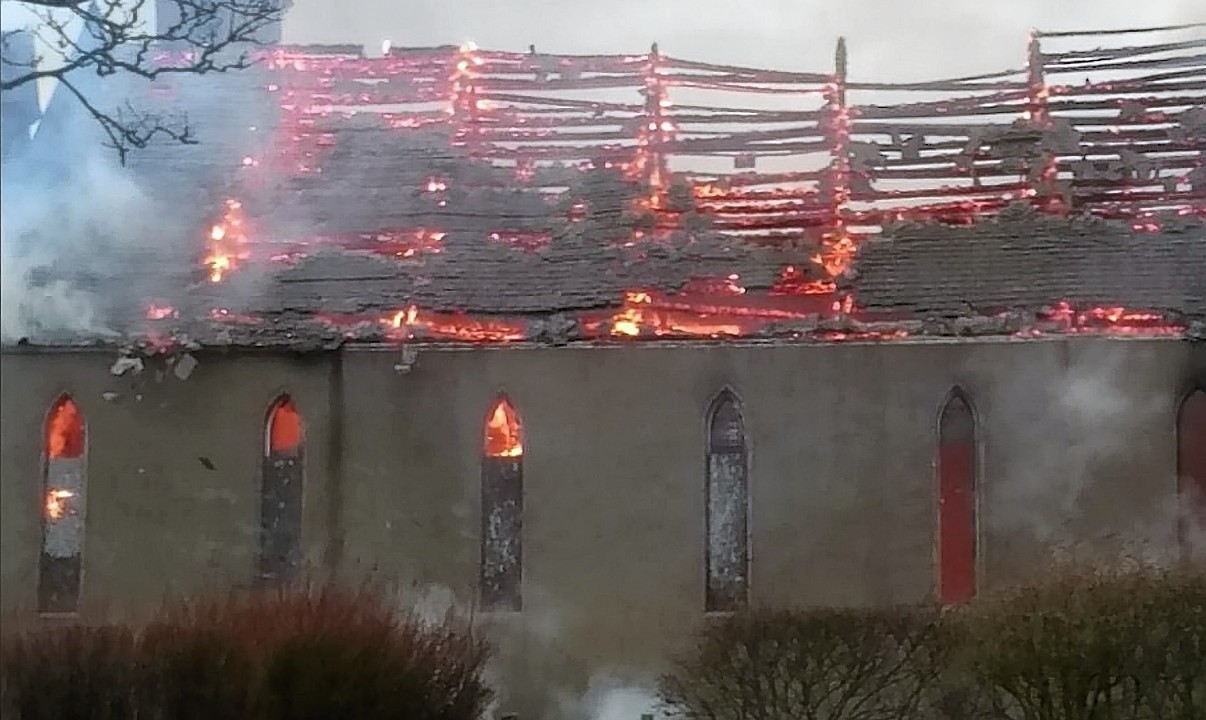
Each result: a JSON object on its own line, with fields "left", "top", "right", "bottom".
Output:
{"left": 38, "top": 611, "right": 80, "bottom": 621}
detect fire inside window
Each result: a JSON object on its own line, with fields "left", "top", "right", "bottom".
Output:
{"left": 706, "top": 391, "right": 749, "bottom": 612}
{"left": 938, "top": 390, "right": 977, "bottom": 605}
{"left": 482, "top": 397, "right": 523, "bottom": 611}
{"left": 1178, "top": 388, "right": 1206, "bottom": 556}
{"left": 40, "top": 396, "right": 86, "bottom": 614}
{"left": 260, "top": 396, "right": 304, "bottom": 584}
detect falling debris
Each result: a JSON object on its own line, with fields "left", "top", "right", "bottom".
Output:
{"left": 173, "top": 353, "right": 199, "bottom": 380}
{"left": 101, "top": 391, "right": 120, "bottom": 402}
{"left": 198, "top": 456, "right": 216, "bottom": 471}
{"left": 393, "top": 345, "right": 419, "bottom": 374}
{"left": 110, "top": 355, "right": 144, "bottom": 376}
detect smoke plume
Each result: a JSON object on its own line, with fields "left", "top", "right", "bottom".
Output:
{"left": 986, "top": 343, "right": 1181, "bottom": 562}
{"left": 558, "top": 675, "right": 663, "bottom": 720}
{"left": 0, "top": 147, "right": 158, "bottom": 343}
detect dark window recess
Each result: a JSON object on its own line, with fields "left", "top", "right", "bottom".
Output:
{"left": 39, "top": 555, "right": 82, "bottom": 614}
{"left": 260, "top": 397, "right": 304, "bottom": 584}
{"left": 706, "top": 393, "right": 749, "bottom": 612}
{"left": 938, "top": 391, "right": 977, "bottom": 605}
{"left": 481, "top": 398, "right": 523, "bottom": 611}
{"left": 40, "top": 396, "right": 86, "bottom": 614}
{"left": 1178, "top": 388, "right": 1206, "bottom": 554}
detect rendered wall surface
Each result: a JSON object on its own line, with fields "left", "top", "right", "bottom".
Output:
{"left": 0, "top": 350, "right": 336, "bottom": 620}
{"left": 1, "top": 338, "right": 1202, "bottom": 714}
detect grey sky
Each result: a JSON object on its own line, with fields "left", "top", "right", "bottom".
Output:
{"left": 2, "top": 0, "right": 1201, "bottom": 82}
{"left": 283, "top": 0, "right": 1205, "bottom": 80}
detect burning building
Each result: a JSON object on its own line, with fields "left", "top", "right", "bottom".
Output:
{"left": 0, "top": 18, "right": 1204, "bottom": 713}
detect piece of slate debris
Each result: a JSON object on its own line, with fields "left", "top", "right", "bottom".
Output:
{"left": 110, "top": 355, "right": 144, "bottom": 376}
{"left": 174, "top": 353, "right": 199, "bottom": 380}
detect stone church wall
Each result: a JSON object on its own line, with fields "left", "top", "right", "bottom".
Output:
{"left": 1, "top": 338, "right": 1202, "bottom": 713}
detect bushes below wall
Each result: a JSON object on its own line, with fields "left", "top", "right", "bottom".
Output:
{"left": 3, "top": 570, "right": 1203, "bottom": 720}
{"left": 661, "top": 568, "right": 1206, "bottom": 720}
{"left": 0, "top": 586, "right": 493, "bottom": 720}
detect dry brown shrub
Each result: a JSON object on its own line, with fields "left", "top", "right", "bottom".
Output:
{"left": 0, "top": 584, "right": 494, "bottom": 720}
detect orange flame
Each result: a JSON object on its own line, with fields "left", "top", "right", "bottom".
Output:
{"left": 771, "top": 265, "right": 835, "bottom": 296}
{"left": 692, "top": 183, "right": 728, "bottom": 199}
{"left": 812, "top": 230, "right": 857, "bottom": 279}
{"left": 607, "top": 291, "right": 743, "bottom": 338}
{"left": 45, "top": 488, "right": 75, "bottom": 520}
{"left": 204, "top": 199, "right": 251, "bottom": 283}
{"left": 46, "top": 398, "right": 84, "bottom": 460}
{"left": 268, "top": 398, "right": 303, "bottom": 454}
{"left": 386, "top": 305, "right": 526, "bottom": 342}
{"left": 485, "top": 398, "right": 523, "bottom": 457}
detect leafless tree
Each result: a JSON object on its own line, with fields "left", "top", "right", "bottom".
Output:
{"left": 0, "top": 0, "right": 284, "bottom": 161}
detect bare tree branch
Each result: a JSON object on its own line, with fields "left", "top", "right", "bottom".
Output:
{"left": 1, "top": 0, "right": 284, "bottom": 161}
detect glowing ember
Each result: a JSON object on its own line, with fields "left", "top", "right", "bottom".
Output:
{"left": 145, "top": 303, "right": 177, "bottom": 320}
{"left": 606, "top": 291, "right": 744, "bottom": 338}
{"left": 627, "top": 46, "right": 673, "bottom": 212}
{"left": 812, "top": 230, "right": 857, "bottom": 280}
{"left": 680, "top": 275, "right": 746, "bottom": 296}
{"left": 692, "top": 183, "right": 729, "bottom": 199}
{"left": 568, "top": 201, "right": 588, "bottom": 222}
{"left": 772, "top": 265, "right": 836, "bottom": 296}
{"left": 484, "top": 398, "right": 523, "bottom": 457}
{"left": 209, "top": 308, "right": 262, "bottom": 325}
{"left": 384, "top": 305, "right": 526, "bottom": 342}
{"left": 46, "top": 398, "right": 84, "bottom": 460}
{"left": 45, "top": 489, "right": 75, "bottom": 520}
{"left": 488, "top": 230, "right": 552, "bottom": 251}
{"left": 1022, "top": 301, "right": 1183, "bottom": 336}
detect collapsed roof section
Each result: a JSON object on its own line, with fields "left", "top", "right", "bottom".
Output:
{"left": 1, "top": 24, "right": 1203, "bottom": 349}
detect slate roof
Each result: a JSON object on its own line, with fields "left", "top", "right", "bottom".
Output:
{"left": 849, "top": 204, "right": 1206, "bottom": 320}
{"left": 253, "top": 228, "right": 793, "bottom": 316}
{"left": 2, "top": 45, "right": 1203, "bottom": 347}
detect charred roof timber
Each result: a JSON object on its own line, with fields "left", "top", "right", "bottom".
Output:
{"left": 2, "top": 23, "right": 1203, "bottom": 351}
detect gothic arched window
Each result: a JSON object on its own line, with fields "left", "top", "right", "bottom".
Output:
{"left": 938, "top": 389, "right": 977, "bottom": 605}
{"left": 481, "top": 396, "right": 523, "bottom": 611}
{"left": 706, "top": 391, "right": 749, "bottom": 612}
{"left": 260, "top": 395, "right": 304, "bottom": 584}
{"left": 40, "top": 395, "right": 87, "bottom": 614}
{"left": 1178, "top": 386, "right": 1206, "bottom": 555}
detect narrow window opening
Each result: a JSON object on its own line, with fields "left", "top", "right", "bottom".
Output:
{"left": 260, "top": 396, "right": 304, "bottom": 584}
{"left": 706, "top": 391, "right": 749, "bottom": 612}
{"left": 40, "top": 395, "right": 86, "bottom": 614}
{"left": 1178, "top": 388, "right": 1206, "bottom": 555}
{"left": 481, "top": 396, "right": 523, "bottom": 611}
{"left": 938, "top": 390, "right": 977, "bottom": 605}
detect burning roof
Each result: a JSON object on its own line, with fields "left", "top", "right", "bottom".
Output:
{"left": 3, "top": 26, "right": 1204, "bottom": 350}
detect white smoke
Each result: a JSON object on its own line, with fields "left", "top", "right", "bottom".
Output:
{"left": 0, "top": 146, "right": 159, "bottom": 343}
{"left": 0, "top": 225, "right": 105, "bottom": 342}
{"left": 557, "top": 673, "right": 664, "bottom": 720}
{"left": 986, "top": 343, "right": 1182, "bottom": 563}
